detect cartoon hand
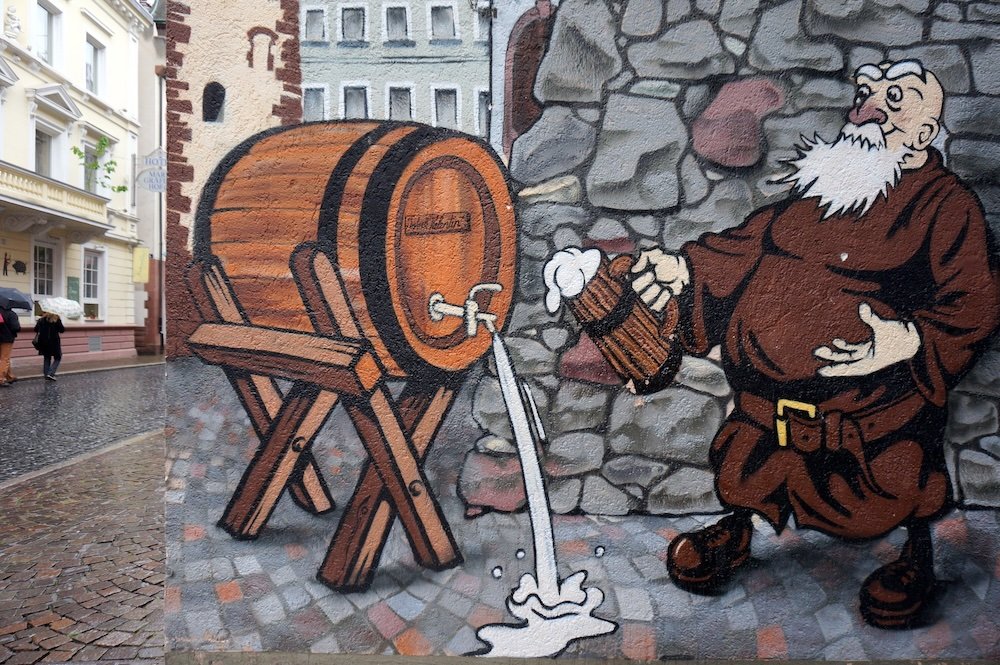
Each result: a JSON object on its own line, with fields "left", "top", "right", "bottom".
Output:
{"left": 814, "top": 303, "right": 921, "bottom": 377}
{"left": 630, "top": 248, "right": 690, "bottom": 312}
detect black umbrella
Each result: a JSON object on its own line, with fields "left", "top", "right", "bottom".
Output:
{"left": 0, "top": 287, "right": 32, "bottom": 311}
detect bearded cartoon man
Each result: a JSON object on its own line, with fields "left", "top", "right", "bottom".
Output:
{"left": 626, "top": 61, "right": 1000, "bottom": 628}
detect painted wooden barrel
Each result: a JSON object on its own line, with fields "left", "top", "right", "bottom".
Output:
{"left": 194, "top": 121, "right": 517, "bottom": 378}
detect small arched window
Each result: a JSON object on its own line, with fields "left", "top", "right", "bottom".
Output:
{"left": 203, "top": 82, "right": 225, "bottom": 122}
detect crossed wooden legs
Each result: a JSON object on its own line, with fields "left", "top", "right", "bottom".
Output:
{"left": 186, "top": 254, "right": 463, "bottom": 587}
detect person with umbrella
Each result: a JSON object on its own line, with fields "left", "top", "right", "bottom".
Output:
{"left": 0, "top": 297, "right": 21, "bottom": 387}
{"left": 34, "top": 309, "right": 64, "bottom": 380}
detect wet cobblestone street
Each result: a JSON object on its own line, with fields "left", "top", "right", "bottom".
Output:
{"left": 0, "top": 365, "right": 166, "bottom": 482}
{"left": 165, "top": 359, "right": 1000, "bottom": 660}
{"left": 0, "top": 433, "right": 165, "bottom": 664}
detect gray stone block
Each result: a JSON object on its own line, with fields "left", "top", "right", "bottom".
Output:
{"left": 945, "top": 96, "right": 1000, "bottom": 137}
{"left": 949, "top": 138, "right": 1000, "bottom": 183}
{"left": 621, "top": 0, "right": 663, "bottom": 37}
{"left": 970, "top": 43, "right": 1000, "bottom": 95}
{"left": 665, "top": 0, "right": 692, "bottom": 23}
{"left": 968, "top": 2, "right": 1000, "bottom": 21}
{"left": 504, "top": 336, "right": 556, "bottom": 376}
{"left": 544, "top": 431, "right": 605, "bottom": 476}
{"left": 551, "top": 380, "right": 611, "bottom": 433}
{"left": 751, "top": 0, "right": 843, "bottom": 72}
{"left": 628, "top": 20, "right": 735, "bottom": 80}
{"left": 575, "top": 107, "right": 602, "bottom": 123}
{"left": 946, "top": 392, "right": 999, "bottom": 445}
{"left": 647, "top": 466, "right": 723, "bottom": 514}
{"left": 609, "top": 387, "right": 722, "bottom": 464}
{"left": 510, "top": 106, "right": 597, "bottom": 186}
{"left": 932, "top": 19, "right": 1000, "bottom": 41}
{"left": 786, "top": 77, "right": 854, "bottom": 112}
{"left": 602, "top": 454, "right": 671, "bottom": 488}
{"left": 887, "top": 45, "right": 970, "bottom": 94}
{"left": 518, "top": 202, "right": 591, "bottom": 238}
{"left": 534, "top": 0, "right": 622, "bottom": 103}
{"left": 661, "top": 178, "right": 757, "bottom": 244}
{"left": 935, "top": 3, "right": 963, "bottom": 20}
{"left": 630, "top": 79, "right": 682, "bottom": 99}
{"left": 588, "top": 216, "right": 629, "bottom": 240}
{"left": 955, "top": 350, "right": 1000, "bottom": 397}
{"left": 586, "top": 94, "right": 687, "bottom": 210}
{"left": 579, "top": 473, "right": 638, "bottom": 514}
{"left": 957, "top": 449, "right": 1000, "bottom": 507}
{"left": 807, "top": 0, "right": 926, "bottom": 46}
{"left": 680, "top": 154, "right": 711, "bottom": 206}
{"left": 719, "top": 0, "right": 760, "bottom": 38}
{"left": 473, "top": 376, "right": 514, "bottom": 438}
{"left": 675, "top": 356, "right": 731, "bottom": 397}
{"left": 626, "top": 214, "right": 662, "bottom": 237}
{"left": 849, "top": 46, "right": 885, "bottom": 74}
{"left": 548, "top": 477, "right": 583, "bottom": 513}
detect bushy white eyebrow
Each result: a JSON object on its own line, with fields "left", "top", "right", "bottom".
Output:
{"left": 855, "top": 64, "right": 883, "bottom": 81}
{"left": 885, "top": 60, "right": 926, "bottom": 81}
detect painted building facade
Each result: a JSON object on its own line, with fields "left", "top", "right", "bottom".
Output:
{"left": 166, "top": 0, "right": 1000, "bottom": 661}
{"left": 0, "top": 0, "right": 157, "bottom": 368}
{"left": 300, "top": 0, "right": 490, "bottom": 135}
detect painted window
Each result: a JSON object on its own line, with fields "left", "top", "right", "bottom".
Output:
{"left": 303, "top": 87, "right": 325, "bottom": 121}
{"left": 33, "top": 245, "right": 54, "bottom": 297}
{"left": 344, "top": 86, "right": 369, "bottom": 119}
{"left": 434, "top": 88, "right": 458, "bottom": 128}
{"left": 33, "top": 2, "right": 56, "bottom": 65}
{"left": 477, "top": 90, "right": 489, "bottom": 138}
{"left": 430, "top": 5, "right": 455, "bottom": 39}
{"left": 388, "top": 87, "right": 412, "bottom": 120}
{"left": 34, "top": 129, "right": 52, "bottom": 177}
{"left": 85, "top": 36, "right": 104, "bottom": 95}
{"left": 342, "top": 7, "right": 366, "bottom": 41}
{"left": 83, "top": 250, "right": 102, "bottom": 320}
{"left": 304, "top": 9, "right": 326, "bottom": 41}
{"left": 203, "top": 82, "right": 225, "bottom": 122}
{"left": 385, "top": 6, "right": 408, "bottom": 41}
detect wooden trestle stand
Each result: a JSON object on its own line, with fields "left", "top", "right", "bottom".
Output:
{"left": 185, "top": 242, "right": 463, "bottom": 591}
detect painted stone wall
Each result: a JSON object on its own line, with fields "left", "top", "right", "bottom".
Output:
{"left": 459, "top": 0, "right": 1000, "bottom": 516}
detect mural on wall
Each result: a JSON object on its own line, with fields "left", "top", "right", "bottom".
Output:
{"left": 166, "top": 0, "right": 1000, "bottom": 660}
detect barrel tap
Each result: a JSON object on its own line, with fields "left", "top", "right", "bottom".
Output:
{"left": 428, "top": 283, "right": 503, "bottom": 336}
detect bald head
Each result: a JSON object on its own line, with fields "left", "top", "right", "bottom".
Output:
{"left": 850, "top": 60, "right": 944, "bottom": 169}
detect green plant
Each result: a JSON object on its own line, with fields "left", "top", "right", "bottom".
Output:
{"left": 71, "top": 135, "right": 128, "bottom": 193}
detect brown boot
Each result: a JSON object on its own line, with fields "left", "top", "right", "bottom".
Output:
{"left": 859, "top": 522, "right": 935, "bottom": 629}
{"left": 667, "top": 512, "right": 753, "bottom": 594}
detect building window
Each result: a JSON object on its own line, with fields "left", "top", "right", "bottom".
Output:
{"left": 304, "top": 8, "right": 326, "bottom": 41}
{"left": 33, "top": 2, "right": 56, "bottom": 65}
{"left": 83, "top": 250, "right": 101, "bottom": 320}
{"left": 33, "top": 245, "right": 55, "bottom": 297}
{"left": 303, "top": 86, "right": 325, "bottom": 121}
{"left": 35, "top": 129, "right": 52, "bottom": 177}
{"left": 341, "top": 6, "right": 366, "bottom": 42}
{"left": 385, "top": 6, "right": 408, "bottom": 41}
{"left": 203, "top": 82, "right": 225, "bottom": 122}
{"left": 477, "top": 90, "right": 489, "bottom": 138}
{"left": 430, "top": 5, "right": 456, "bottom": 40}
{"left": 388, "top": 86, "right": 412, "bottom": 120}
{"left": 475, "top": 6, "right": 490, "bottom": 41}
{"left": 343, "top": 85, "right": 369, "bottom": 119}
{"left": 85, "top": 37, "right": 104, "bottom": 95}
{"left": 434, "top": 88, "right": 458, "bottom": 128}
{"left": 83, "top": 144, "right": 98, "bottom": 193}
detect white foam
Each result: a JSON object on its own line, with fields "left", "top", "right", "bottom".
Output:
{"left": 543, "top": 247, "right": 602, "bottom": 313}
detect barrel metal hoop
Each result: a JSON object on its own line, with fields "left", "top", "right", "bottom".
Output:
{"left": 579, "top": 287, "right": 639, "bottom": 338}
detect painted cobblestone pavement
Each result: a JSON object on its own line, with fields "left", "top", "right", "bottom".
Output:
{"left": 166, "top": 360, "right": 1000, "bottom": 659}
{"left": 0, "top": 365, "right": 166, "bottom": 482}
{"left": 0, "top": 434, "right": 165, "bottom": 664}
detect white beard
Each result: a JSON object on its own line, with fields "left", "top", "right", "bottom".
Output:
{"left": 778, "top": 122, "right": 913, "bottom": 218}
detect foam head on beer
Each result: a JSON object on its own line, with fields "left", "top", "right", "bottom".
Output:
{"left": 543, "top": 247, "right": 602, "bottom": 313}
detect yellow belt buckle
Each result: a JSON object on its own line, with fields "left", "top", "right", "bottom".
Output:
{"left": 775, "top": 399, "right": 818, "bottom": 447}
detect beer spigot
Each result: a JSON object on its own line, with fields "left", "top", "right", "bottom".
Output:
{"left": 428, "top": 282, "right": 503, "bottom": 336}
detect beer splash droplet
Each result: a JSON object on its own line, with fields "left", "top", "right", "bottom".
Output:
{"left": 492, "top": 566, "right": 503, "bottom": 579}
{"left": 515, "top": 549, "right": 525, "bottom": 559}
{"left": 594, "top": 546, "right": 606, "bottom": 557}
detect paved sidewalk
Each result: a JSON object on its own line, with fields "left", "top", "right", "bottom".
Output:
{"left": 0, "top": 432, "right": 165, "bottom": 665}
{"left": 12, "top": 355, "right": 164, "bottom": 382}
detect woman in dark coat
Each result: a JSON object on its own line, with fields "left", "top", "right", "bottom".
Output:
{"left": 35, "top": 312, "right": 64, "bottom": 380}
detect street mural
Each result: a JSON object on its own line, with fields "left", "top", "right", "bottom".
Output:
{"left": 165, "top": 0, "right": 1000, "bottom": 660}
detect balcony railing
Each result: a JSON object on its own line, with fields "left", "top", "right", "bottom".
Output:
{"left": 0, "top": 160, "right": 108, "bottom": 226}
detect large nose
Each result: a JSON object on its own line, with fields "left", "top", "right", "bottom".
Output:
{"left": 847, "top": 100, "right": 888, "bottom": 126}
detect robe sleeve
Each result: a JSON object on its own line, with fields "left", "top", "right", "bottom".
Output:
{"left": 909, "top": 186, "right": 1000, "bottom": 407}
{"left": 677, "top": 206, "right": 779, "bottom": 355}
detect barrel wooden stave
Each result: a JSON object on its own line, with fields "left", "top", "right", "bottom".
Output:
{"left": 199, "top": 121, "right": 515, "bottom": 378}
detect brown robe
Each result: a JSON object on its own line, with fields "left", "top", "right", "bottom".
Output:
{"left": 679, "top": 149, "right": 1000, "bottom": 539}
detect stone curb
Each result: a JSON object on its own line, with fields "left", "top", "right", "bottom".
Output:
{"left": 0, "top": 428, "right": 163, "bottom": 492}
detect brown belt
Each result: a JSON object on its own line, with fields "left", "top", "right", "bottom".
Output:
{"left": 738, "top": 390, "right": 927, "bottom": 450}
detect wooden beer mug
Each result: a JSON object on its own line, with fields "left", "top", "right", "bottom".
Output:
{"left": 565, "top": 253, "right": 682, "bottom": 395}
